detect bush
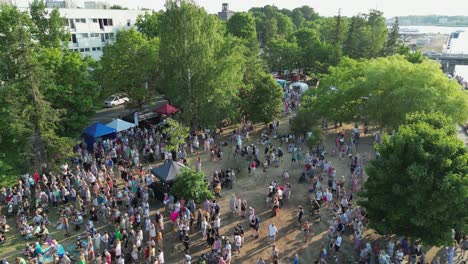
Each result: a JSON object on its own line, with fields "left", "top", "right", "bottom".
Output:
{"left": 171, "top": 168, "right": 213, "bottom": 203}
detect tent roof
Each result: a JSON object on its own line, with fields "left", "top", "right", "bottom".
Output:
{"left": 106, "top": 118, "right": 136, "bottom": 132}
{"left": 290, "top": 82, "right": 308, "bottom": 88}
{"left": 153, "top": 103, "right": 180, "bottom": 116}
{"left": 150, "top": 160, "right": 189, "bottom": 182}
{"left": 83, "top": 122, "right": 116, "bottom": 138}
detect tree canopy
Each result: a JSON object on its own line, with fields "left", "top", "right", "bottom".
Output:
{"left": 299, "top": 55, "right": 468, "bottom": 129}
{"left": 359, "top": 112, "right": 468, "bottom": 246}
{"left": 163, "top": 118, "right": 190, "bottom": 152}
{"left": 171, "top": 169, "right": 214, "bottom": 203}
{"left": 99, "top": 28, "right": 159, "bottom": 107}
{"left": 159, "top": 0, "right": 245, "bottom": 128}
{"left": 136, "top": 11, "right": 162, "bottom": 39}
{"left": 0, "top": 4, "right": 98, "bottom": 183}
{"left": 240, "top": 73, "right": 284, "bottom": 124}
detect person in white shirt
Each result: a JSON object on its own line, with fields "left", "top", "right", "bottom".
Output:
{"left": 183, "top": 253, "right": 191, "bottom": 264}
{"left": 325, "top": 190, "right": 333, "bottom": 207}
{"left": 316, "top": 189, "right": 323, "bottom": 201}
{"left": 334, "top": 234, "right": 342, "bottom": 252}
{"left": 157, "top": 249, "right": 164, "bottom": 264}
{"left": 268, "top": 223, "right": 278, "bottom": 243}
{"left": 234, "top": 234, "right": 242, "bottom": 254}
{"left": 145, "top": 175, "right": 153, "bottom": 187}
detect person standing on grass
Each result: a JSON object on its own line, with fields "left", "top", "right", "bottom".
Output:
{"left": 297, "top": 206, "right": 304, "bottom": 225}
{"left": 270, "top": 244, "right": 279, "bottom": 263}
{"left": 268, "top": 223, "right": 278, "bottom": 244}
{"left": 293, "top": 254, "right": 299, "bottom": 264}
{"left": 250, "top": 214, "right": 260, "bottom": 238}
{"left": 303, "top": 221, "right": 311, "bottom": 243}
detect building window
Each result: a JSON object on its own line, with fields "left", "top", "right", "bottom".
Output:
{"left": 98, "top": 19, "right": 104, "bottom": 30}
{"left": 81, "top": 18, "right": 86, "bottom": 23}
{"left": 71, "top": 34, "right": 77, "bottom": 44}
{"left": 109, "top": 33, "right": 114, "bottom": 41}
{"left": 84, "top": 48, "right": 90, "bottom": 52}
{"left": 93, "top": 18, "right": 98, "bottom": 23}
{"left": 79, "top": 48, "right": 85, "bottom": 52}
{"left": 90, "top": 33, "right": 99, "bottom": 38}
{"left": 66, "top": 19, "right": 69, "bottom": 26}
{"left": 81, "top": 33, "right": 88, "bottom": 38}
{"left": 96, "top": 47, "right": 102, "bottom": 51}
{"left": 75, "top": 18, "right": 80, "bottom": 22}
{"left": 92, "top": 47, "right": 96, "bottom": 51}
{"left": 109, "top": 19, "right": 113, "bottom": 26}
{"left": 127, "top": 19, "right": 131, "bottom": 27}
{"left": 70, "top": 19, "right": 75, "bottom": 29}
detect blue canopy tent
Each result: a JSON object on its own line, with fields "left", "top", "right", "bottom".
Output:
{"left": 82, "top": 122, "right": 116, "bottom": 151}
{"left": 106, "top": 118, "right": 136, "bottom": 132}
{"left": 276, "top": 79, "right": 287, "bottom": 89}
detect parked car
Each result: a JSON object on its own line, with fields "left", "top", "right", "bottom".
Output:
{"left": 104, "top": 94, "right": 129, "bottom": 107}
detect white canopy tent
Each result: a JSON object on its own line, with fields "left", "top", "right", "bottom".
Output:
{"left": 106, "top": 118, "right": 136, "bottom": 132}
{"left": 289, "top": 82, "right": 309, "bottom": 94}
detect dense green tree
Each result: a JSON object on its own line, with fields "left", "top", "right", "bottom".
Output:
{"left": 302, "top": 56, "right": 468, "bottom": 129}
{"left": 0, "top": 5, "right": 76, "bottom": 179}
{"left": 367, "top": 10, "right": 388, "bottom": 57}
{"left": 39, "top": 49, "right": 100, "bottom": 135}
{"left": 135, "top": 11, "right": 162, "bottom": 39}
{"left": 99, "top": 28, "right": 160, "bottom": 107}
{"left": 276, "top": 13, "right": 294, "bottom": 36}
{"left": 240, "top": 73, "right": 283, "bottom": 124}
{"left": 263, "top": 37, "right": 299, "bottom": 74}
{"left": 226, "top": 12, "right": 257, "bottom": 41}
{"left": 249, "top": 5, "right": 296, "bottom": 45}
{"left": 383, "top": 17, "right": 400, "bottom": 55}
{"left": 343, "top": 15, "right": 369, "bottom": 58}
{"left": 291, "top": 9, "right": 305, "bottom": 28}
{"left": 291, "top": 28, "right": 334, "bottom": 72}
{"left": 159, "top": 0, "right": 244, "bottom": 128}
{"left": 171, "top": 169, "right": 214, "bottom": 203}
{"left": 29, "top": 0, "right": 68, "bottom": 49}
{"left": 294, "top": 6, "right": 320, "bottom": 21}
{"left": 343, "top": 11, "right": 387, "bottom": 58}
{"left": 163, "top": 118, "right": 190, "bottom": 152}
{"left": 360, "top": 112, "right": 468, "bottom": 245}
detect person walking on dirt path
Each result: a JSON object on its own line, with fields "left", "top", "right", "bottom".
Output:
{"left": 268, "top": 223, "right": 278, "bottom": 244}
{"left": 249, "top": 213, "right": 259, "bottom": 238}
{"left": 303, "top": 221, "right": 311, "bottom": 243}
{"left": 297, "top": 206, "right": 304, "bottom": 225}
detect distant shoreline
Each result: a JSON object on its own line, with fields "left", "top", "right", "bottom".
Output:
{"left": 395, "top": 24, "right": 468, "bottom": 27}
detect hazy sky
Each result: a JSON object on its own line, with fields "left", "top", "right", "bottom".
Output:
{"left": 15, "top": 0, "right": 468, "bottom": 17}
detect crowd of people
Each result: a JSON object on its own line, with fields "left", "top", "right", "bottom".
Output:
{"left": 1, "top": 82, "right": 466, "bottom": 264}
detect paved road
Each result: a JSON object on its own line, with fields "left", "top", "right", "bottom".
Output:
{"left": 89, "top": 97, "right": 167, "bottom": 124}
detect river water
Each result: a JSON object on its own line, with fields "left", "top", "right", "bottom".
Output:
{"left": 400, "top": 26, "right": 468, "bottom": 80}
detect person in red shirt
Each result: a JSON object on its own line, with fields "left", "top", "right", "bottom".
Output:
{"left": 105, "top": 249, "right": 111, "bottom": 264}
{"left": 33, "top": 172, "right": 40, "bottom": 184}
{"left": 144, "top": 245, "right": 150, "bottom": 262}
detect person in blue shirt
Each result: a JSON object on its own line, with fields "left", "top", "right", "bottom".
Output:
{"left": 293, "top": 254, "right": 299, "bottom": 264}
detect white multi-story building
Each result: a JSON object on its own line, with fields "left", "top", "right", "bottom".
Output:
{"left": 55, "top": 8, "right": 147, "bottom": 59}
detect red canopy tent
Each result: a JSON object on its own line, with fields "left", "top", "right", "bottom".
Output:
{"left": 153, "top": 103, "right": 180, "bottom": 116}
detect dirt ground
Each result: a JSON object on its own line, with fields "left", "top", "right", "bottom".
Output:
{"left": 159, "top": 115, "right": 466, "bottom": 264}
{"left": 1, "top": 114, "right": 466, "bottom": 264}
